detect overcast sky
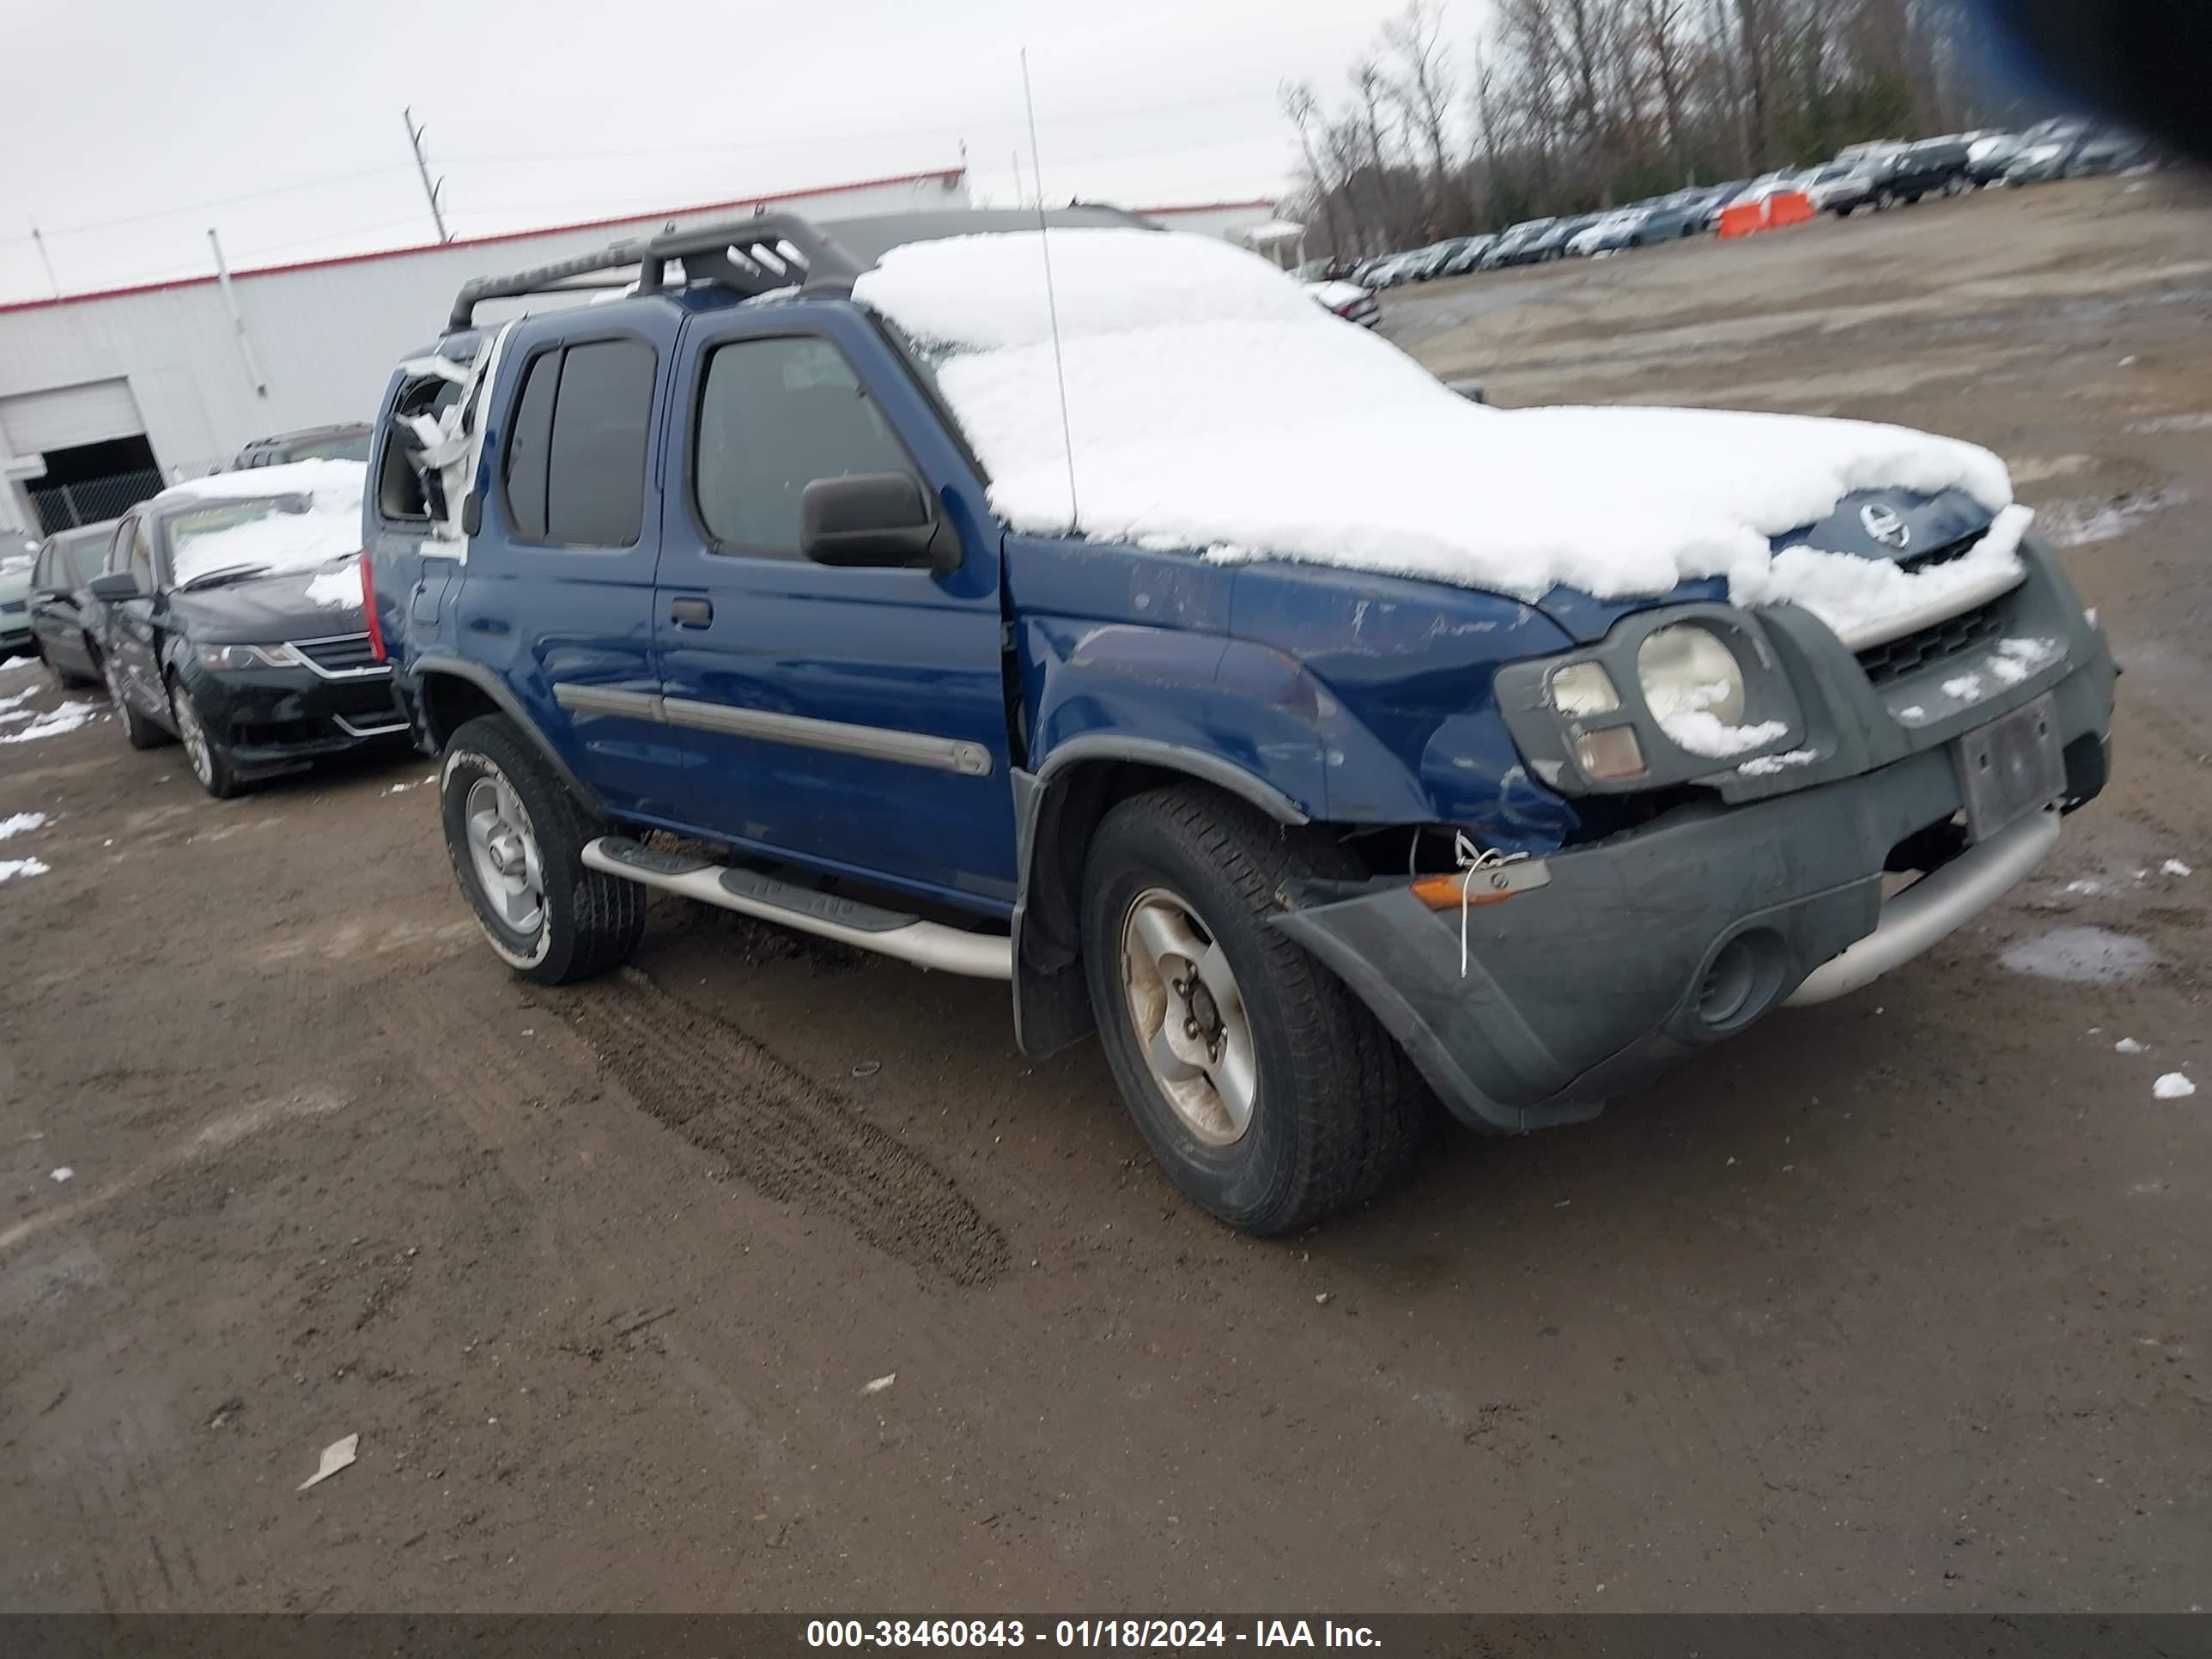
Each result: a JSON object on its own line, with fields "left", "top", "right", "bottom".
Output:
{"left": 0, "top": 0, "right": 1462, "bottom": 303}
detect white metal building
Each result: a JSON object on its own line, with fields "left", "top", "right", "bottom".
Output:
{"left": 0, "top": 168, "right": 970, "bottom": 536}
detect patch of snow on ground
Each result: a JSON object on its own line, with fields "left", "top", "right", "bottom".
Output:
{"left": 2063, "top": 878, "right": 2103, "bottom": 896}
{"left": 157, "top": 459, "right": 366, "bottom": 588}
{"left": 1735, "top": 504, "right": 2032, "bottom": 646}
{"left": 2152, "top": 1073, "right": 2196, "bottom": 1101}
{"left": 2039, "top": 489, "right": 2184, "bottom": 550}
{"left": 852, "top": 229, "right": 2013, "bottom": 605}
{"left": 1997, "top": 927, "right": 2159, "bottom": 987}
{"left": 0, "top": 701, "right": 99, "bottom": 744}
{"left": 2114, "top": 1037, "right": 2145, "bottom": 1054}
{"left": 1990, "top": 636, "right": 2061, "bottom": 686}
{"left": 0, "top": 857, "right": 50, "bottom": 884}
{"left": 303, "top": 560, "right": 362, "bottom": 610}
{"left": 2163, "top": 859, "right": 2193, "bottom": 877}
{"left": 0, "top": 811, "right": 49, "bottom": 839}
{"left": 0, "top": 686, "right": 37, "bottom": 714}
{"left": 0, "top": 655, "right": 37, "bottom": 675}
{"left": 1737, "top": 747, "right": 1817, "bottom": 777}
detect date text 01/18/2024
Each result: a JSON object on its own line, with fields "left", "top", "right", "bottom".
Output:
{"left": 805, "top": 1620, "right": 1382, "bottom": 1648}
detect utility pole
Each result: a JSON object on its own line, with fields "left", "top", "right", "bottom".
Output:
{"left": 27, "top": 224, "right": 59, "bottom": 299}
{"left": 404, "top": 106, "right": 451, "bottom": 243}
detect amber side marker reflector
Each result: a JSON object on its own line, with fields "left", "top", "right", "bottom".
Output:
{"left": 1410, "top": 858, "right": 1553, "bottom": 911}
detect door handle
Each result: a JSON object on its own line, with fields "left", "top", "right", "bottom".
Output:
{"left": 669, "top": 597, "right": 714, "bottom": 628}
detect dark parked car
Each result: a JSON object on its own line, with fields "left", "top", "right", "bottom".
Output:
{"left": 86, "top": 462, "right": 408, "bottom": 796}
{"left": 1863, "top": 138, "right": 1973, "bottom": 207}
{"left": 26, "top": 520, "right": 118, "bottom": 686}
{"left": 229, "top": 422, "right": 373, "bottom": 471}
{"left": 1480, "top": 218, "right": 1558, "bottom": 268}
{"left": 1437, "top": 234, "right": 1498, "bottom": 276}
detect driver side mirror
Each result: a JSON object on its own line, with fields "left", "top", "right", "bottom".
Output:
{"left": 88, "top": 573, "right": 143, "bottom": 602}
{"left": 799, "top": 473, "right": 955, "bottom": 573}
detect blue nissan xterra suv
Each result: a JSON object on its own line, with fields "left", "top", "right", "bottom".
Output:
{"left": 365, "top": 206, "right": 2115, "bottom": 1234}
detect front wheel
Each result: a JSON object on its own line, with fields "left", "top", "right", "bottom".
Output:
{"left": 440, "top": 714, "right": 644, "bottom": 984}
{"left": 168, "top": 675, "right": 240, "bottom": 799}
{"left": 1080, "top": 785, "right": 1435, "bottom": 1235}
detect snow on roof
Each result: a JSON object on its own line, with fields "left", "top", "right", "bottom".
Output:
{"left": 854, "top": 228, "right": 2015, "bottom": 611}
{"left": 154, "top": 459, "right": 366, "bottom": 587}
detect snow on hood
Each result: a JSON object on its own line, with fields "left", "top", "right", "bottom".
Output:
{"left": 854, "top": 230, "right": 2016, "bottom": 612}
{"left": 155, "top": 459, "right": 366, "bottom": 589}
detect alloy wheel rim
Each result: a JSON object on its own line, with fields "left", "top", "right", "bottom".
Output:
{"left": 172, "top": 688, "right": 213, "bottom": 785}
{"left": 1119, "top": 887, "right": 1259, "bottom": 1147}
{"left": 463, "top": 775, "right": 545, "bottom": 937}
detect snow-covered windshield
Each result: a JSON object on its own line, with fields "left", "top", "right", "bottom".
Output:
{"left": 155, "top": 459, "right": 365, "bottom": 589}
{"left": 852, "top": 228, "right": 2014, "bottom": 611}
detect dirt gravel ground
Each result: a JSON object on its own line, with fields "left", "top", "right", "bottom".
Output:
{"left": 2, "top": 173, "right": 2208, "bottom": 1614}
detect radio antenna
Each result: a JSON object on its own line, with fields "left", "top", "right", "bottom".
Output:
{"left": 1021, "top": 48, "right": 1080, "bottom": 532}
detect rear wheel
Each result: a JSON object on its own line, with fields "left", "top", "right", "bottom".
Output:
{"left": 1080, "top": 784, "right": 1435, "bottom": 1235}
{"left": 1876, "top": 188, "right": 1899, "bottom": 210}
{"left": 105, "top": 657, "right": 167, "bottom": 750}
{"left": 440, "top": 714, "right": 644, "bottom": 984}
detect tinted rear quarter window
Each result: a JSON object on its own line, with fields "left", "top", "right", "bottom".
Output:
{"left": 503, "top": 353, "right": 561, "bottom": 540}
{"left": 545, "top": 339, "right": 654, "bottom": 547}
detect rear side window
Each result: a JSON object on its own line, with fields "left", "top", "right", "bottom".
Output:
{"left": 693, "top": 336, "right": 915, "bottom": 557}
{"left": 501, "top": 340, "right": 653, "bottom": 548}
{"left": 503, "top": 352, "right": 561, "bottom": 540}
{"left": 545, "top": 340, "right": 654, "bottom": 547}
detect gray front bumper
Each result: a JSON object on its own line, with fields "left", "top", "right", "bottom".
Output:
{"left": 1274, "top": 651, "right": 2114, "bottom": 1135}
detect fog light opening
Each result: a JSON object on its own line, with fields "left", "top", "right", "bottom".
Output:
{"left": 1693, "top": 930, "right": 1787, "bottom": 1034}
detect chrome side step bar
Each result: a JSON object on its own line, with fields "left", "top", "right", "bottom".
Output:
{"left": 581, "top": 836, "right": 1012, "bottom": 981}
{"left": 1784, "top": 806, "right": 2060, "bottom": 1007}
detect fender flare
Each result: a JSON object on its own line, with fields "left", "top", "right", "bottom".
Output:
{"left": 409, "top": 653, "right": 605, "bottom": 814}
{"left": 1008, "top": 737, "right": 1311, "bottom": 1058}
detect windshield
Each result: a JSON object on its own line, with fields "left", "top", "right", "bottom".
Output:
{"left": 283, "top": 433, "right": 372, "bottom": 464}
{"left": 155, "top": 459, "right": 367, "bottom": 588}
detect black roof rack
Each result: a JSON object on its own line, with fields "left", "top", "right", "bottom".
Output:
{"left": 448, "top": 212, "right": 865, "bottom": 330}
{"left": 447, "top": 203, "right": 1162, "bottom": 331}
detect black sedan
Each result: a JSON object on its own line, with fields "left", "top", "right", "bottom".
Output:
{"left": 86, "top": 465, "right": 408, "bottom": 798}
{"left": 27, "top": 519, "right": 119, "bottom": 685}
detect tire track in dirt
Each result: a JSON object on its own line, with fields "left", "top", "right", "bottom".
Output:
{"left": 562, "top": 968, "right": 1012, "bottom": 1287}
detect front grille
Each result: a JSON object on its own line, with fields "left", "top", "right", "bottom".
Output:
{"left": 0, "top": 600, "right": 24, "bottom": 615}
{"left": 1855, "top": 598, "right": 2007, "bottom": 686}
{"left": 290, "top": 633, "right": 382, "bottom": 675}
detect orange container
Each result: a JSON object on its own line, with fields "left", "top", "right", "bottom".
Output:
{"left": 1767, "top": 190, "right": 1814, "bottom": 227}
{"left": 1717, "top": 201, "right": 1765, "bottom": 239}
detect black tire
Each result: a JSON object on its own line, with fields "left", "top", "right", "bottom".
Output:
{"left": 439, "top": 714, "right": 644, "bottom": 985}
{"left": 1876, "top": 189, "right": 1898, "bottom": 211}
{"left": 1080, "top": 784, "right": 1436, "bottom": 1235}
{"left": 105, "top": 657, "right": 167, "bottom": 750}
{"left": 167, "top": 674, "right": 240, "bottom": 799}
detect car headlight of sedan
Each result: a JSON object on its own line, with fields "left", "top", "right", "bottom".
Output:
{"left": 1637, "top": 623, "right": 1749, "bottom": 728}
{"left": 198, "top": 641, "right": 301, "bottom": 671}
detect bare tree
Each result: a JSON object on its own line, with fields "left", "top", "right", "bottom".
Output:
{"left": 1382, "top": 0, "right": 1465, "bottom": 230}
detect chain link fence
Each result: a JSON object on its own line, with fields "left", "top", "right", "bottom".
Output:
{"left": 27, "top": 466, "right": 168, "bottom": 534}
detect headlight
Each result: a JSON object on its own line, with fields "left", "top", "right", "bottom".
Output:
{"left": 198, "top": 641, "right": 301, "bottom": 671}
{"left": 1638, "top": 623, "right": 1747, "bottom": 726}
